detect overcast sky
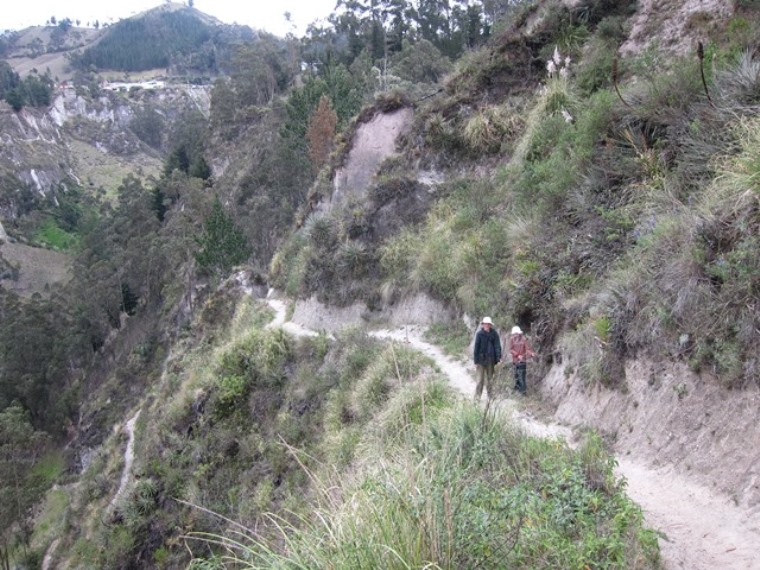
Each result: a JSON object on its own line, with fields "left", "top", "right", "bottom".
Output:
{"left": 3, "top": 0, "right": 339, "bottom": 37}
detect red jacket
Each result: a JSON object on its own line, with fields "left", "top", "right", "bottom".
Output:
{"left": 509, "top": 334, "right": 535, "bottom": 364}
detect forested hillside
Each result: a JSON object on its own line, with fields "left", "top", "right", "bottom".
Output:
{"left": 1, "top": 0, "right": 759, "bottom": 568}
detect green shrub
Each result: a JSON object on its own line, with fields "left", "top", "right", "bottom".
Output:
{"left": 211, "top": 328, "right": 291, "bottom": 417}
{"left": 34, "top": 217, "right": 79, "bottom": 250}
{"left": 213, "top": 374, "right": 248, "bottom": 418}
{"left": 390, "top": 38, "right": 453, "bottom": 84}
{"left": 194, "top": 197, "right": 252, "bottom": 277}
{"left": 425, "top": 319, "right": 472, "bottom": 357}
{"left": 379, "top": 229, "right": 419, "bottom": 281}
{"left": 575, "top": 38, "right": 617, "bottom": 96}
{"left": 187, "top": 407, "right": 660, "bottom": 569}
{"left": 633, "top": 57, "right": 704, "bottom": 118}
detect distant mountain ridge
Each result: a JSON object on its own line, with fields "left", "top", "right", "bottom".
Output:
{"left": 2, "top": 2, "right": 261, "bottom": 80}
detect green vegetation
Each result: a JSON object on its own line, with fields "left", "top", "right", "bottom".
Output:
{"left": 4, "top": 1, "right": 760, "bottom": 568}
{"left": 0, "top": 404, "right": 51, "bottom": 568}
{"left": 194, "top": 197, "right": 252, "bottom": 278}
{"left": 0, "top": 64, "right": 54, "bottom": 111}
{"left": 71, "top": 11, "right": 212, "bottom": 72}
{"left": 186, "top": 403, "right": 659, "bottom": 569}
{"left": 33, "top": 218, "right": 79, "bottom": 250}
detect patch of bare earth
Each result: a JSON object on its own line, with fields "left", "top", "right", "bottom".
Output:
{"left": 620, "top": 0, "right": 733, "bottom": 56}
{"left": 329, "top": 107, "right": 414, "bottom": 209}
{"left": 0, "top": 241, "right": 71, "bottom": 296}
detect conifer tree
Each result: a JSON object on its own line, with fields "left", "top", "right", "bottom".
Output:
{"left": 194, "top": 198, "right": 251, "bottom": 277}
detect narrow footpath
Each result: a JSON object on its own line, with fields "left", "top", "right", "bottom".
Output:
{"left": 110, "top": 409, "right": 142, "bottom": 510}
{"left": 266, "top": 296, "right": 760, "bottom": 570}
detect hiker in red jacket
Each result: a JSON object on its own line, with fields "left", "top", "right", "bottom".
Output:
{"left": 509, "top": 326, "right": 535, "bottom": 395}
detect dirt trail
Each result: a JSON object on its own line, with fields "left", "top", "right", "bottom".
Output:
{"left": 369, "top": 324, "right": 573, "bottom": 442}
{"left": 616, "top": 459, "right": 760, "bottom": 570}
{"left": 265, "top": 296, "right": 760, "bottom": 570}
{"left": 110, "top": 409, "right": 142, "bottom": 510}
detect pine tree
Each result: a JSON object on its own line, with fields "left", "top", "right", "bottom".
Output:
{"left": 194, "top": 198, "right": 251, "bottom": 277}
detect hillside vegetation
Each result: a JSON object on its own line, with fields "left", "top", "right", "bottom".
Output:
{"left": 274, "top": 0, "right": 760, "bottom": 389}
{"left": 44, "top": 289, "right": 658, "bottom": 569}
{"left": 1, "top": 0, "right": 759, "bottom": 569}
{"left": 67, "top": 6, "right": 260, "bottom": 77}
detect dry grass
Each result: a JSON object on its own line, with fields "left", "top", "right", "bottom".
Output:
{"left": 462, "top": 104, "right": 524, "bottom": 154}
{"left": 0, "top": 241, "right": 71, "bottom": 297}
{"left": 68, "top": 140, "right": 162, "bottom": 201}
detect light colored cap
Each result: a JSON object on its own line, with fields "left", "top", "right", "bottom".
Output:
{"left": 481, "top": 317, "right": 493, "bottom": 325}
{"left": 511, "top": 326, "right": 523, "bottom": 335}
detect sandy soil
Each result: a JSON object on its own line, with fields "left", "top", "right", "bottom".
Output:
{"left": 266, "top": 294, "right": 760, "bottom": 570}
{"left": 329, "top": 107, "right": 414, "bottom": 210}
{"left": 617, "top": 458, "right": 760, "bottom": 570}
{"left": 619, "top": 0, "right": 732, "bottom": 56}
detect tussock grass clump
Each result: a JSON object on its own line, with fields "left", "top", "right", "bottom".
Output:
{"left": 335, "top": 239, "right": 370, "bottom": 278}
{"left": 349, "top": 343, "right": 435, "bottom": 422}
{"left": 715, "top": 49, "right": 760, "bottom": 105}
{"left": 463, "top": 104, "right": 524, "bottom": 154}
{"left": 559, "top": 307, "right": 626, "bottom": 388}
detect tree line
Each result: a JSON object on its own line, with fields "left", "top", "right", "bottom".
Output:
{"left": 302, "top": 0, "right": 515, "bottom": 69}
{"left": 68, "top": 10, "right": 214, "bottom": 72}
{"left": 0, "top": 62, "right": 54, "bottom": 111}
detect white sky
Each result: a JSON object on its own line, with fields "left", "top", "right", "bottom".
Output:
{"left": 2, "top": 0, "right": 339, "bottom": 37}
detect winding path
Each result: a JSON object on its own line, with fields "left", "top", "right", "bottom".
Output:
{"left": 265, "top": 295, "right": 760, "bottom": 570}
{"left": 110, "top": 409, "right": 142, "bottom": 510}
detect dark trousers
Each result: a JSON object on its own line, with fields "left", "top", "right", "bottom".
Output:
{"left": 514, "top": 362, "right": 527, "bottom": 394}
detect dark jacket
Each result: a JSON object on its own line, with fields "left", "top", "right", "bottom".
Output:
{"left": 474, "top": 327, "right": 502, "bottom": 366}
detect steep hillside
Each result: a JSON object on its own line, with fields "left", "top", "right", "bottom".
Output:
{"left": 0, "top": 81, "right": 209, "bottom": 296}
{"left": 3, "top": 1, "right": 760, "bottom": 569}
{"left": 3, "top": 25, "right": 104, "bottom": 80}
{"left": 268, "top": 0, "right": 760, "bottom": 565}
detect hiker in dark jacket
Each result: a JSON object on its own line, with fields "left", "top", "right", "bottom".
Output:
{"left": 473, "top": 317, "right": 502, "bottom": 401}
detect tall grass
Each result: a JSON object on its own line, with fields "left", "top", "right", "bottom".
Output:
{"left": 185, "top": 405, "right": 660, "bottom": 569}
